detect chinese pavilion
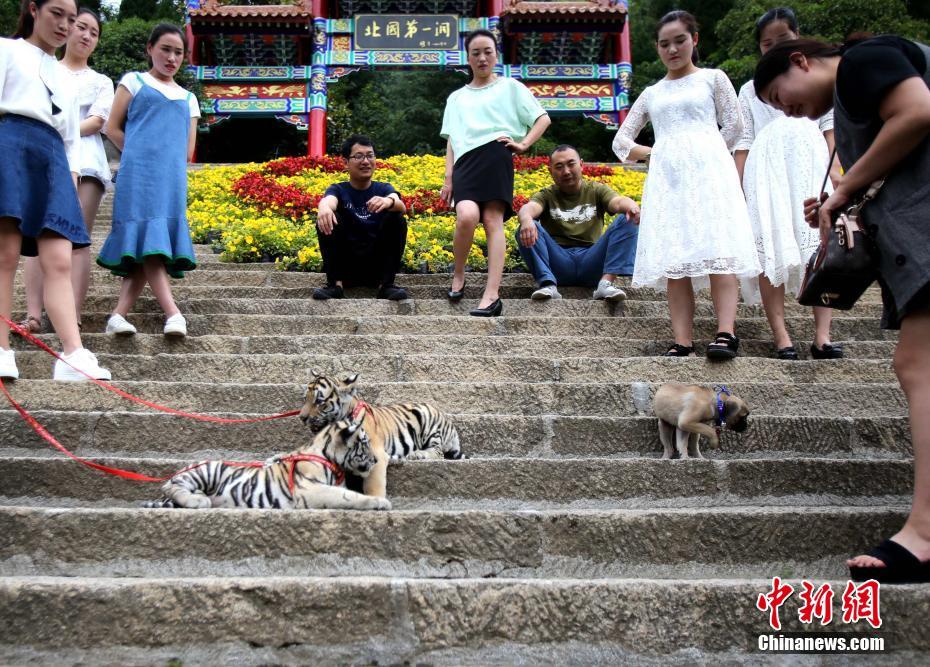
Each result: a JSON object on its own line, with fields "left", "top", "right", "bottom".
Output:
{"left": 185, "top": 0, "right": 631, "bottom": 156}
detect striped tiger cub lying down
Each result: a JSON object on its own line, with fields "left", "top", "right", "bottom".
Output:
{"left": 144, "top": 414, "right": 391, "bottom": 510}
{"left": 301, "top": 371, "right": 464, "bottom": 498}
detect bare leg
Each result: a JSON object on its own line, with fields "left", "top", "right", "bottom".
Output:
{"left": 112, "top": 269, "right": 147, "bottom": 318}
{"left": 479, "top": 200, "right": 505, "bottom": 309}
{"left": 142, "top": 256, "right": 180, "bottom": 318}
{"left": 36, "top": 233, "right": 82, "bottom": 355}
{"left": 666, "top": 277, "right": 695, "bottom": 347}
{"left": 759, "top": 275, "right": 792, "bottom": 349}
{"left": 848, "top": 311, "right": 930, "bottom": 568}
{"left": 812, "top": 306, "right": 833, "bottom": 349}
{"left": 72, "top": 179, "right": 105, "bottom": 319}
{"left": 22, "top": 257, "right": 44, "bottom": 325}
{"left": 0, "top": 219, "right": 22, "bottom": 350}
{"left": 601, "top": 273, "right": 617, "bottom": 282}
{"left": 709, "top": 273, "right": 739, "bottom": 335}
{"left": 451, "top": 201, "right": 480, "bottom": 293}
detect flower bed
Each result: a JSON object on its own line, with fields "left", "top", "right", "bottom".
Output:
{"left": 187, "top": 154, "right": 645, "bottom": 272}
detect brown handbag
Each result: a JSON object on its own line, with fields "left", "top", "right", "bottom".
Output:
{"left": 797, "top": 149, "right": 883, "bottom": 310}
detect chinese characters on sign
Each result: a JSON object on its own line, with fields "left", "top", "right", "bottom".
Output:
{"left": 354, "top": 14, "right": 459, "bottom": 51}
{"left": 757, "top": 578, "right": 882, "bottom": 631}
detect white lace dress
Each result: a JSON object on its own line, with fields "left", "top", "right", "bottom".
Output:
{"left": 612, "top": 68, "right": 760, "bottom": 290}
{"left": 736, "top": 80, "right": 834, "bottom": 303}
{"left": 67, "top": 67, "right": 114, "bottom": 189}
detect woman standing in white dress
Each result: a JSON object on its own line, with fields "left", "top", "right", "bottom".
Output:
{"left": 19, "top": 8, "right": 113, "bottom": 333}
{"left": 612, "top": 10, "right": 760, "bottom": 359}
{"left": 734, "top": 7, "right": 842, "bottom": 360}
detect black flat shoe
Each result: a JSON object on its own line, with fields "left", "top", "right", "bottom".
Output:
{"left": 811, "top": 342, "right": 844, "bottom": 359}
{"left": 447, "top": 279, "right": 465, "bottom": 302}
{"left": 469, "top": 299, "right": 502, "bottom": 317}
{"left": 664, "top": 343, "right": 694, "bottom": 357}
{"left": 776, "top": 346, "right": 799, "bottom": 360}
{"left": 849, "top": 539, "right": 930, "bottom": 584}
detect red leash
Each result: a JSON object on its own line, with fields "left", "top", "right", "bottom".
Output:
{"left": 1, "top": 315, "right": 299, "bottom": 423}
{"left": 1, "top": 377, "right": 342, "bottom": 488}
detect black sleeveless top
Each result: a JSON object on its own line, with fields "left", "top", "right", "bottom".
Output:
{"left": 833, "top": 38, "right": 930, "bottom": 324}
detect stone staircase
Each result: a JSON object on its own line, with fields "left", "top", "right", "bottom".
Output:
{"left": 0, "top": 198, "right": 926, "bottom": 665}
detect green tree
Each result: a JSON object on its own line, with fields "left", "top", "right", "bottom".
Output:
{"left": 1, "top": 0, "right": 21, "bottom": 37}
{"left": 119, "top": 0, "right": 159, "bottom": 21}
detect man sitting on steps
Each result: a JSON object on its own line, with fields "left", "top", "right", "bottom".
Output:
{"left": 516, "top": 144, "right": 640, "bottom": 301}
{"left": 313, "top": 134, "right": 409, "bottom": 301}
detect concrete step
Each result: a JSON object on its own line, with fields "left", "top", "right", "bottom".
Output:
{"left": 3, "top": 408, "right": 913, "bottom": 463}
{"left": 0, "top": 576, "right": 925, "bottom": 663}
{"left": 0, "top": 411, "right": 911, "bottom": 460}
{"left": 6, "top": 352, "right": 898, "bottom": 384}
{"left": 0, "top": 506, "right": 908, "bottom": 580}
{"left": 9, "top": 313, "right": 897, "bottom": 339}
{"left": 8, "top": 332, "right": 899, "bottom": 360}
{"left": 24, "top": 295, "right": 885, "bottom": 319}
{"left": 21, "top": 281, "right": 888, "bottom": 307}
{"left": 0, "top": 380, "right": 908, "bottom": 417}
{"left": 0, "top": 456, "right": 912, "bottom": 507}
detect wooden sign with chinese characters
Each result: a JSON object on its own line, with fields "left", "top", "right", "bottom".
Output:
{"left": 354, "top": 15, "right": 459, "bottom": 51}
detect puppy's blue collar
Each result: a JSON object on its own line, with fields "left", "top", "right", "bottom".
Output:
{"left": 714, "top": 385, "right": 731, "bottom": 428}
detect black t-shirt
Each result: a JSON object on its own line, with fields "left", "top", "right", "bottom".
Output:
{"left": 323, "top": 181, "right": 399, "bottom": 243}
{"left": 837, "top": 36, "right": 927, "bottom": 123}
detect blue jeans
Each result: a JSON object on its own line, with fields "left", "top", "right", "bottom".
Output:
{"left": 516, "top": 215, "right": 639, "bottom": 287}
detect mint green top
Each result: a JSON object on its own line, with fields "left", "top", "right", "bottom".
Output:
{"left": 440, "top": 77, "right": 547, "bottom": 162}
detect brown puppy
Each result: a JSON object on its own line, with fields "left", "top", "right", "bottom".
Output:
{"left": 653, "top": 383, "right": 750, "bottom": 459}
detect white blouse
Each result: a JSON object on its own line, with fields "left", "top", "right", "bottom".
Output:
{"left": 67, "top": 67, "right": 114, "bottom": 185}
{"left": 0, "top": 38, "right": 80, "bottom": 172}
{"left": 735, "top": 79, "right": 834, "bottom": 152}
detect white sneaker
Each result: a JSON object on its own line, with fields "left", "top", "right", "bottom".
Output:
{"left": 0, "top": 348, "right": 19, "bottom": 380}
{"left": 593, "top": 279, "right": 626, "bottom": 302}
{"left": 105, "top": 313, "right": 137, "bottom": 336}
{"left": 53, "top": 348, "right": 111, "bottom": 382}
{"left": 163, "top": 313, "right": 187, "bottom": 337}
{"left": 531, "top": 284, "right": 562, "bottom": 300}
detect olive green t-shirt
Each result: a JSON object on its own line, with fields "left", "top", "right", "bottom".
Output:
{"left": 530, "top": 180, "right": 619, "bottom": 247}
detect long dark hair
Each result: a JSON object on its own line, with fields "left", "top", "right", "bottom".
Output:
{"left": 656, "top": 10, "right": 700, "bottom": 65}
{"left": 754, "top": 7, "right": 799, "bottom": 44}
{"left": 14, "top": 0, "right": 77, "bottom": 39}
{"left": 753, "top": 38, "right": 842, "bottom": 97}
{"left": 464, "top": 29, "right": 497, "bottom": 54}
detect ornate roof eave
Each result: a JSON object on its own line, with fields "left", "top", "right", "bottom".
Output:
{"left": 189, "top": 1, "right": 314, "bottom": 23}
{"left": 499, "top": 0, "right": 627, "bottom": 32}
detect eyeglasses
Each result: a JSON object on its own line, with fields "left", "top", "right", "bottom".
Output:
{"left": 349, "top": 153, "right": 376, "bottom": 163}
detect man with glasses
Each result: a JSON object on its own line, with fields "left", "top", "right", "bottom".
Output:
{"left": 313, "top": 135, "right": 409, "bottom": 300}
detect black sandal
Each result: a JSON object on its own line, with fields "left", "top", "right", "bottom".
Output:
{"left": 664, "top": 343, "right": 694, "bottom": 357}
{"left": 706, "top": 332, "right": 739, "bottom": 360}
{"left": 776, "top": 346, "right": 799, "bottom": 360}
{"left": 811, "top": 342, "right": 844, "bottom": 359}
{"left": 849, "top": 539, "right": 930, "bottom": 584}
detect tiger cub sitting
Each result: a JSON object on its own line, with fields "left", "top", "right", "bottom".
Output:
{"left": 144, "top": 414, "right": 390, "bottom": 510}
{"left": 301, "top": 370, "right": 464, "bottom": 498}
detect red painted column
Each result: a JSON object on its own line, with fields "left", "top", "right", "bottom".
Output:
{"left": 488, "top": 0, "right": 503, "bottom": 17}
{"left": 309, "top": 109, "right": 326, "bottom": 156}
{"left": 186, "top": 24, "right": 199, "bottom": 66}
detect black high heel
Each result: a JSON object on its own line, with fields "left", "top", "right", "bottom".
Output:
{"left": 447, "top": 278, "right": 465, "bottom": 301}
{"left": 469, "top": 298, "right": 502, "bottom": 317}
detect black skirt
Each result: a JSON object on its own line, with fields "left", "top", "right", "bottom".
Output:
{"left": 452, "top": 140, "right": 515, "bottom": 220}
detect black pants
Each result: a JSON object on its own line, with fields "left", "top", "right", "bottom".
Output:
{"left": 317, "top": 211, "right": 407, "bottom": 287}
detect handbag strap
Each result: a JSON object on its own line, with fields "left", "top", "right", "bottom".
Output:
{"left": 819, "top": 146, "right": 885, "bottom": 218}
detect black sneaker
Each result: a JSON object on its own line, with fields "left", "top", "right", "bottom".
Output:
{"left": 377, "top": 284, "right": 408, "bottom": 301}
{"left": 312, "top": 285, "right": 344, "bottom": 300}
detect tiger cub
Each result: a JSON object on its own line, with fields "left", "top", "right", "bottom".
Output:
{"left": 144, "top": 414, "right": 391, "bottom": 510}
{"left": 300, "top": 371, "right": 464, "bottom": 498}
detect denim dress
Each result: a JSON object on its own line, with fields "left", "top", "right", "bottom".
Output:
{"left": 97, "top": 74, "right": 196, "bottom": 278}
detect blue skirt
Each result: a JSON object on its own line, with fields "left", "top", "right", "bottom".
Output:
{"left": 0, "top": 114, "right": 89, "bottom": 256}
